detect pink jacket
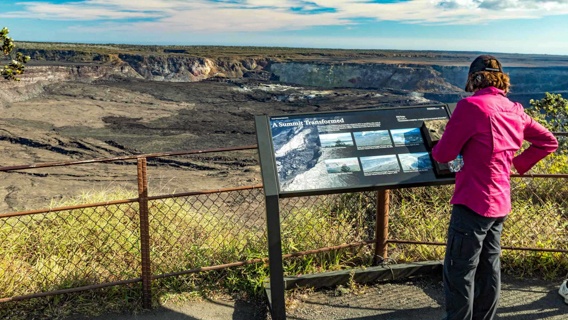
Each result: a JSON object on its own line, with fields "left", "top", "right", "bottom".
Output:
{"left": 432, "top": 87, "right": 558, "bottom": 218}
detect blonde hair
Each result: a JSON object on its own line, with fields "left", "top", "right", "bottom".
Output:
{"left": 465, "top": 71, "right": 511, "bottom": 94}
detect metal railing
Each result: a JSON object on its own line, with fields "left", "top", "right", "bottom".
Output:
{"left": 0, "top": 136, "right": 566, "bottom": 310}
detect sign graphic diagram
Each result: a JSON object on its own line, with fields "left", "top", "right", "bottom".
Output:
{"left": 261, "top": 104, "right": 453, "bottom": 196}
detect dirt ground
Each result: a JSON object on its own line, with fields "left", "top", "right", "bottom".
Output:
{"left": 0, "top": 77, "right": 428, "bottom": 212}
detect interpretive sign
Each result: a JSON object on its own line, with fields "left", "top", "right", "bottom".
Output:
{"left": 255, "top": 103, "right": 456, "bottom": 320}
{"left": 256, "top": 104, "right": 454, "bottom": 197}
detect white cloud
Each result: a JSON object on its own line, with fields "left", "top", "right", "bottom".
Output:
{"left": 137, "top": 8, "right": 344, "bottom": 33}
{"left": 440, "top": 0, "right": 568, "bottom": 10}
{"left": 12, "top": 1, "right": 167, "bottom": 20}
{"left": 9, "top": 0, "right": 568, "bottom": 31}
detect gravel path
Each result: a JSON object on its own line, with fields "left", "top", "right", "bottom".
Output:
{"left": 87, "top": 274, "right": 566, "bottom": 320}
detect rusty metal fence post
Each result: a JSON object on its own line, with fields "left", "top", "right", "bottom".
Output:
{"left": 374, "top": 189, "right": 390, "bottom": 265}
{"left": 137, "top": 158, "right": 152, "bottom": 309}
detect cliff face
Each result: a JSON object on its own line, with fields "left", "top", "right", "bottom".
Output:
{"left": 18, "top": 48, "right": 113, "bottom": 63}
{"left": 503, "top": 67, "right": 568, "bottom": 93}
{"left": 12, "top": 48, "right": 568, "bottom": 98}
{"left": 118, "top": 54, "right": 214, "bottom": 81}
{"left": 0, "top": 64, "right": 142, "bottom": 106}
{"left": 269, "top": 62, "right": 464, "bottom": 92}
{"left": 20, "top": 64, "right": 142, "bottom": 83}
{"left": 116, "top": 54, "right": 272, "bottom": 81}
{"left": 0, "top": 63, "right": 142, "bottom": 106}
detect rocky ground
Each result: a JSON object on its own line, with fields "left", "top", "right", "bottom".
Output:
{"left": 0, "top": 77, "right": 430, "bottom": 212}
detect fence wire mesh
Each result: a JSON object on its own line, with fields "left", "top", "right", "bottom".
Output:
{"left": 148, "top": 188, "right": 267, "bottom": 276}
{"left": 0, "top": 202, "right": 141, "bottom": 299}
{"left": 0, "top": 138, "right": 566, "bottom": 309}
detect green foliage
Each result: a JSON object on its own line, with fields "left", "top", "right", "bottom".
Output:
{"left": 1, "top": 27, "right": 30, "bottom": 81}
{"left": 280, "top": 203, "right": 369, "bottom": 271}
{"left": 525, "top": 93, "right": 568, "bottom": 171}
{"left": 530, "top": 152, "right": 568, "bottom": 174}
{"left": 501, "top": 199, "right": 567, "bottom": 279}
{"left": 527, "top": 92, "right": 568, "bottom": 133}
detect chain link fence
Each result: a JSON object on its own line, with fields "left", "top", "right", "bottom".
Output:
{"left": 387, "top": 135, "right": 568, "bottom": 276}
{"left": 0, "top": 201, "right": 143, "bottom": 297}
{"left": 0, "top": 138, "right": 566, "bottom": 314}
{"left": 148, "top": 188, "right": 267, "bottom": 276}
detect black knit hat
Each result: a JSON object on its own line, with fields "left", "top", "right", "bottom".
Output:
{"left": 468, "top": 55, "right": 503, "bottom": 74}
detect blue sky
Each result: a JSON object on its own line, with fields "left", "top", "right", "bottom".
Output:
{"left": 1, "top": 0, "right": 568, "bottom": 55}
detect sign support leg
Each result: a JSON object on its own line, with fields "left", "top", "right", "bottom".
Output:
{"left": 374, "top": 189, "right": 390, "bottom": 265}
{"left": 266, "top": 194, "right": 286, "bottom": 319}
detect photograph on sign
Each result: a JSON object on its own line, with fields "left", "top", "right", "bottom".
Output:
{"left": 398, "top": 152, "right": 433, "bottom": 173}
{"left": 390, "top": 128, "right": 424, "bottom": 147}
{"left": 268, "top": 105, "right": 452, "bottom": 194}
{"left": 360, "top": 155, "right": 400, "bottom": 176}
{"left": 353, "top": 130, "right": 393, "bottom": 150}
{"left": 320, "top": 132, "right": 355, "bottom": 148}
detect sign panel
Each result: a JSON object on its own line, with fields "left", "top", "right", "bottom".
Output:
{"left": 262, "top": 104, "right": 453, "bottom": 196}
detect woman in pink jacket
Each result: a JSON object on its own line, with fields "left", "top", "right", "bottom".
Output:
{"left": 432, "top": 55, "right": 558, "bottom": 320}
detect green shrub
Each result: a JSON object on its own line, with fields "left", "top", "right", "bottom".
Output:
{"left": 527, "top": 92, "right": 568, "bottom": 134}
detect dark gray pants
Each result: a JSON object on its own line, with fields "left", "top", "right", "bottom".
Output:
{"left": 444, "top": 204, "right": 506, "bottom": 320}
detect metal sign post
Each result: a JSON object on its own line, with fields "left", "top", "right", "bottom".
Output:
{"left": 255, "top": 116, "right": 286, "bottom": 320}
